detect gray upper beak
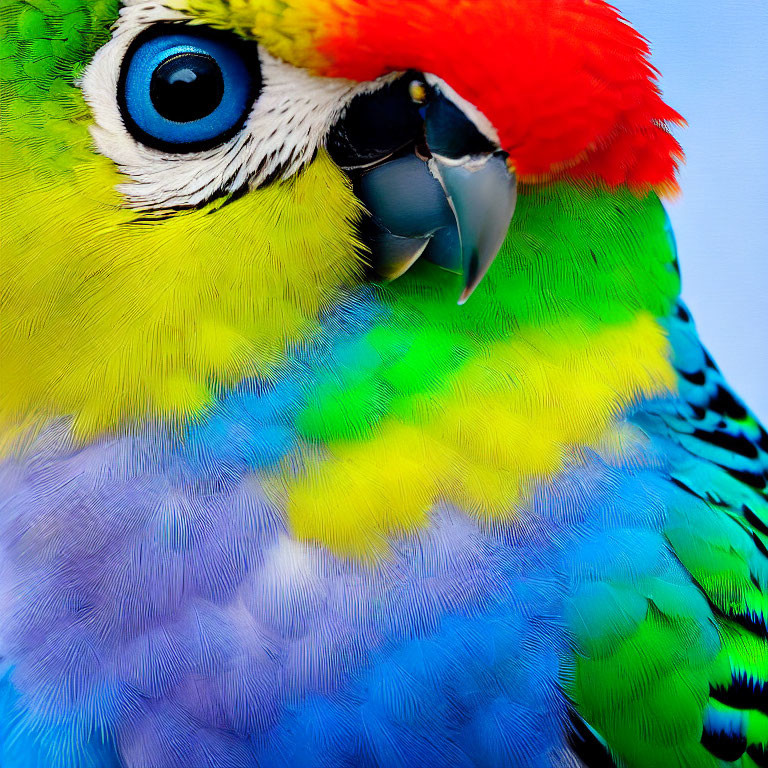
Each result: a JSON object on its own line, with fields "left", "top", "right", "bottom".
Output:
{"left": 428, "top": 152, "right": 517, "bottom": 304}
{"left": 327, "top": 73, "right": 517, "bottom": 303}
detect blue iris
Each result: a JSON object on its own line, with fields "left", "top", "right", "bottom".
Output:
{"left": 119, "top": 25, "right": 260, "bottom": 152}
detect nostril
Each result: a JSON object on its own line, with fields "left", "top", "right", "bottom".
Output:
{"left": 408, "top": 77, "right": 430, "bottom": 105}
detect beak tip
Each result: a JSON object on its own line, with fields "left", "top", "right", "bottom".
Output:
{"left": 431, "top": 154, "right": 517, "bottom": 308}
{"left": 457, "top": 278, "right": 479, "bottom": 306}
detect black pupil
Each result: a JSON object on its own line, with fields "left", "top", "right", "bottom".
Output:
{"left": 150, "top": 52, "right": 224, "bottom": 123}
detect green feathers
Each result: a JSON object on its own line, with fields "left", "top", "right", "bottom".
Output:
{"left": 571, "top": 306, "right": 768, "bottom": 767}
{"left": 1, "top": 0, "right": 118, "bottom": 167}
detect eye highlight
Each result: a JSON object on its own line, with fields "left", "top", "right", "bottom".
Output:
{"left": 118, "top": 24, "right": 261, "bottom": 153}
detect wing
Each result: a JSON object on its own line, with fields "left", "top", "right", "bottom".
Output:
{"left": 641, "top": 301, "right": 768, "bottom": 766}
{"left": 569, "top": 300, "right": 767, "bottom": 768}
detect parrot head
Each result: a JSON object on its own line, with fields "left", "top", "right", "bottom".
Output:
{"left": 0, "top": 0, "right": 684, "bottom": 443}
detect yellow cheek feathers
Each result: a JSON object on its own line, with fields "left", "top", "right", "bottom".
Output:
{"left": 0, "top": 142, "right": 364, "bottom": 445}
{"left": 283, "top": 313, "right": 676, "bottom": 559}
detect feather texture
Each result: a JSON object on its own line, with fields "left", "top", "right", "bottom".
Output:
{"left": 1, "top": 1, "right": 765, "bottom": 766}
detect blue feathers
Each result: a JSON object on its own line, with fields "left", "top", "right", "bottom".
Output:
{"left": 1, "top": 289, "right": 764, "bottom": 767}
{"left": 0, "top": 401, "right": 712, "bottom": 767}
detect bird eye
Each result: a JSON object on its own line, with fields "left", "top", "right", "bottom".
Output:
{"left": 118, "top": 24, "right": 261, "bottom": 153}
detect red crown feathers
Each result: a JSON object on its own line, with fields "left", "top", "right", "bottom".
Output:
{"left": 315, "top": 0, "right": 684, "bottom": 194}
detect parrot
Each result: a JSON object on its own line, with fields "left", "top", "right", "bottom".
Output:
{"left": 0, "top": 0, "right": 766, "bottom": 766}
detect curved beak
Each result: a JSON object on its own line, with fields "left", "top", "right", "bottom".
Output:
{"left": 429, "top": 152, "right": 517, "bottom": 304}
{"left": 327, "top": 74, "right": 517, "bottom": 304}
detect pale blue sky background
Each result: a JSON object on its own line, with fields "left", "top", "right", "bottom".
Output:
{"left": 616, "top": 1, "right": 767, "bottom": 422}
